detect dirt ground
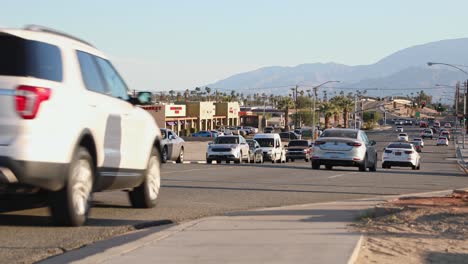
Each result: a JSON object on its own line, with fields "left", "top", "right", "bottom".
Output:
{"left": 353, "top": 190, "right": 468, "bottom": 264}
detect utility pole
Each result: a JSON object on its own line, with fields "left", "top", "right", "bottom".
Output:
{"left": 456, "top": 82, "right": 460, "bottom": 128}
{"left": 292, "top": 85, "right": 298, "bottom": 129}
{"left": 354, "top": 94, "right": 358, "bottom": 129}
{"left": 464, "top": 80, "right": 467, "bottom": 148}
{"left": 313, "top": 87, "right": 318, "bottom": 138}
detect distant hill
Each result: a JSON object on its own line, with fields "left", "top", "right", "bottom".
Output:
{"left": 208, "top": 38, "right": 468, "bottom": 99}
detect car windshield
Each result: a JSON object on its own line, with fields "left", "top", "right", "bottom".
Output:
{"left": 387, "top": 143, "right": 412, "bottom": 149}
{"left": 399, "top": 134, "right": 407, "bottom": 136}
{"left": 288, "top": 140, "right": 308, "bottom": 147}
{"left": 215, "top": 137, "right": 238, "bottom": 144}
{"left": 255, "top": 138, "right": 274, "bottom": 147}
{"left": 320, "top": 130, "right": 357, "bottom": 139}
{"left": 438, "top": 137, "right": 446, "bottom": 140}
{"left": 247, "top": 140, "right": 256, "bottom": 148}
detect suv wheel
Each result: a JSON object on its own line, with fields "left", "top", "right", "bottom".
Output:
{"left": 49, "top": 147, "right": 94, "bottom": 226}
{"left": 162, "top": 146, "right": 168, "bottom": 163}
{"left": 128, "top": 148, "right": 161, "bottom": 208}
{"left": 369, "top": 156, "right": 377, "bottom": 172}
{"left": 176, "top": 147, "right": 184, "bottom": 163}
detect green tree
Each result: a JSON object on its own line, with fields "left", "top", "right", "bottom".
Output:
{"left": 277, "top": 97, "right": 295, "bottom": 129}
{"left": 318, "top": 102, "right": 337, "bottom": 128}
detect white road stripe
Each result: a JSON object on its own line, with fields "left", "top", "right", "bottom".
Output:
{"left": 328, "top": 172, "right": 358, "bottom": 179}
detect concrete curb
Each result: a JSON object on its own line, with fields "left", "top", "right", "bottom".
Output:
{"left": 347, "top": 235, "right": 364, "bottom": 264}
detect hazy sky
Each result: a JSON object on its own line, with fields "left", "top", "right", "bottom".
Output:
{"left": 1, "top": 0, "right": 467, "bottom": 91}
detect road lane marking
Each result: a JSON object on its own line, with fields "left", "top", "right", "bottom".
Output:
{"left": 328, "top": 172, "right": 358, "bottom": 179}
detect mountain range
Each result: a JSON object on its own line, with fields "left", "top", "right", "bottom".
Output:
{"left": 208, "top": 38, "right": 468, "bottom": 101}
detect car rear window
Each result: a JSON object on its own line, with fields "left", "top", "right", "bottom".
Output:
{"left": 387, "top": 143, "right": 411, "bottom": 149}
{"left": 215, "top": 137, "right": 238, "bottom": 144}
{"left": 320, "top": 130, "right": 357, "bottom": 139}
{"left": 288, "top": 140, "right": 308, "bottom": 147}
{"left": 0, "top": 35, "right": 62, "bottom": 81}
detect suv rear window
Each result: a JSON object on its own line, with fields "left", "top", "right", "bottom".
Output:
{"left": 0, "top": 35, "right": 62, "bottom": 81}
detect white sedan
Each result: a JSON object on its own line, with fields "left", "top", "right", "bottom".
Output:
{"left": 412, "top": 137, "right": 424, "bottom": 147}
{"left": 396, "top": 126, "right": 403, "bottom": 132}
{"left": 382, "top": 142, "right": 421, "bottom": 170}
{"left": 398, "top": 133, "right": 409, "bottom": 142}
{"left": 436, "top": 137, "right": 449, "bottom": 146}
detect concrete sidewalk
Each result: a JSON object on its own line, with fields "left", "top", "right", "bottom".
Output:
{"left": 42, "top": 199, "right": 384, "bottom": 264}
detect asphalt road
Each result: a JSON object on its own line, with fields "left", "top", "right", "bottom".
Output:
{"left": 1, "top": 128, "right": 468, "bottom": 264}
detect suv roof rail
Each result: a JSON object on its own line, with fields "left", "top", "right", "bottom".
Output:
{"left": 24, "top": 24, "right": 95, "bottom": 47}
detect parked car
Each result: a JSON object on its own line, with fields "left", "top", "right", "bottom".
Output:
{"left": 206, "top": 135, "right": 250, "bottom": 164}
{"left": 263, "top": 126, "right": 274, "bottom": 133}
{"left": 0, "top": 26, "right": 162, "bottom": 226}
{"left": 246, "top": 139, "right": 264, "bottom": 163}
{"left": 192, "top": 130, "right": 213, "bottom": 137}
{"left": 311, "top": 128, "right": 378, "bottom": 171}
{"left": 433, "top": 121, "right": 440, "bottom": 128}
{"left": 398, "top": 133, "right": 409, "bottom": 142}
{"left": 382, "top": 142, "right": 421, "bottom": 170}
{"left": 209, "top": 130, "right": 221, "bottom": 137}
{"left": 244, "top": 126, "right": 259, "bottom": 134}
{"left": 253, "top": 133, "right": 286, "bottom": 163}
{"left": 412, "top": 137, "right": 424, "bottom": 147}
{"left": 279, "top": 131, "right": 301, "bottom": 140}
{"left": 444, "top": 122, "right": 452, "bottom": 128}
{"left": 286, "top": 139, "right": 312, "bottom": 162}
{"left": 160, "top": 128, "right": 185, "bottom": 163}
{"left": 403, "top": 119, "right": 413, "bottom": 126}
{"left": 410, "top": 141, "right": 422, "bottom": 153}
{"left": 436, "top": 137, "right": 449, "bottom": 146}
{"left": 419, "top": 121, "right": 428, "bottom": 128}
{"left": 421, "top": 129, "right": 433, "bottom": 139}
{"left": 396, "top": 126, "right": 403, "bottom": 132}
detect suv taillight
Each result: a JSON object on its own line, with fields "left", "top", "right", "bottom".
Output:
{"left": 404, "top": 151, "right": 413, "bottom": 154}
{"left": 15, "top": 85, "right": 51, "bottom": 119}
{"left": 347, "top": 142, "right": 362, "bottom": 147}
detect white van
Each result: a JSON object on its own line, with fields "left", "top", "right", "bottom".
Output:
{"left": 253, "top": 133, "right": 286, "bottom": 163}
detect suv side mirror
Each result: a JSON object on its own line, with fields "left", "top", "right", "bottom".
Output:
{"left": 169, "top": 135, "right": 175, "bottom": 140}
{"left": 131, "top": 91, "right": 153, "bottom": 105}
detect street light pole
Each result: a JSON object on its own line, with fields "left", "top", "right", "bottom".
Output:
{"left": 428, "top": 62, "right": 468, "bottom": 148}
{"left": 308, "top": 80, "right": 340, "bottom": 139}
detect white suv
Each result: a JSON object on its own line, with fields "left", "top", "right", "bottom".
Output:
{"left": 0, "top": 26, "right": 162, "bottom": 226}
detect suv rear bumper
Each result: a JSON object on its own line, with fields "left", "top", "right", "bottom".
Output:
{"left": 0, "top": 156, "right": 68, "bottom": 192}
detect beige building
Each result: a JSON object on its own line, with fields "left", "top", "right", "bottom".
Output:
{"left": 215, "top": 102, "right": 240, "bottom": 127}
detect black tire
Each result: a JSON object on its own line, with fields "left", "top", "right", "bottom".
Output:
{"left": 216, "top": 159, "right": 221, "bottom": 164}
{"left": 176, "top": 147, "right": 184, "bottom": 163}
{"left": 369, "top": 155, "right": 377, "bottom": 172}
{"left": 245, "top": 153, "right": 250, "bottom": 163}
{"left": 49, "top": 147, "right": 94, "bottom": 226}
{"left": 207, "top": 159, "right": 213, "bottom": 164}
{"left": 325, "top": 165, "right": 333, "bottom": 170}
{"left": 359, "top": 156, "right": 367, "bottom": 172}
{"left": 290, "top": 159, "right": 295, "bottom": 162}
{"left": 250, "top": 154, "right": 255, "bottom": 163}
{"left": 226, "top": 160, "right": 230, "bottom": 164}
{"left": 305, "top": 158, "right": 310, "bottom": 162}
{"left": 129, "top": 148, "right": 161, "bottom": 208}
{"left": 162, "top": 146, "right": 168, "bottom": 163}
{"left": 417, "top": 163, "right": 421, "bottom": 170}
{"left": 412, "top": 165, "right": 416, "bottom": 170}
{"left": 311, "top": 161, "right": 320, "bottom": 170}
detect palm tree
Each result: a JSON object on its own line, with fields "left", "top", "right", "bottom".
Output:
{"left": 277, "top": 97, "right": 294, "bottom": 130}
{"left": 332, "top": 96, "right": 354, "bottom": 128}
{"left": 168, "top": 90, "right": 175, "bottom": 101}
{"left": 184, "top": 89, "right": 190, "bottom": 102}
{"left": 205, "top": 86, "right": 212, "bottom": 101}
{"left": 318, "top": 102, "right": 337, "bottom": 128}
